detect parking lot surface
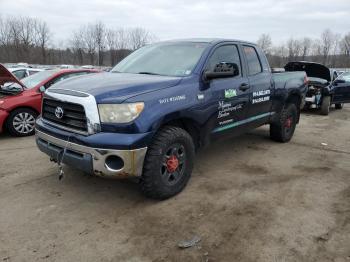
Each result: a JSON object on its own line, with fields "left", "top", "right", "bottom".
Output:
{"left": 0, "top": 106, "right": 349, "bottom": 262}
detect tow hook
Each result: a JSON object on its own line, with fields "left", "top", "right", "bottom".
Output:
{"left": 56, "top": 135, "right": 71, "bottom": 181}
{"left": 50, "top": 157, "right": 64, "bottom": 180}
{"left": 58, "top": 164, "right": 64, "bottom": 181}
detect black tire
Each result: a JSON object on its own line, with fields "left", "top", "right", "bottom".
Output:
{"left": 270, "top": 103, "right": 298, "bottom": 143}
{"left": 139, "top": 126, "right": 195, "bottom": 200}
{"left": 320, "top": 96, "right": 331, "bottom": 115}
{"left": 335, "top": 103, "right": 343, "bottom": 110}
{"left": 6, "top": 108, "right": 38, "bottom": 137}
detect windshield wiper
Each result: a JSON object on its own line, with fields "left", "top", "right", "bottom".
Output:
{"left": 137, "top": 72, "right": 161, "bottom": 75}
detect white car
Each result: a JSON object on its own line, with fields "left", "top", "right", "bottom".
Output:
{"left": 8, "top": 67, "right": 43, "bottom": 80}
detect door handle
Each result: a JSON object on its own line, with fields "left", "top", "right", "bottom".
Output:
{"left": 239, "top": 83, "right": 250, "bottom": 91}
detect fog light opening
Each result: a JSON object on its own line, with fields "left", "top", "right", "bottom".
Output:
{"left": 105, "top": 155, "right": 124, "bottom": 171}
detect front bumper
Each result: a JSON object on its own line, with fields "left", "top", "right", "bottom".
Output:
{"left": 305, "top": 94, "right": 322, "bottom": 107}
{"left": 0, "top": 109, "right": 9, "bottom": 133}
{"left": 36, "top": 130, "right": 147, "bottom": 178}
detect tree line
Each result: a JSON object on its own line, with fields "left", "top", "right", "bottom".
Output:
{"left": 257, "top": 30, "right": 350, "bottom": 68}
{"left": 0, "top": 16, "right": 155, "bottom": 66}
{"left": 0, "top": 15, "right": 349, "bottom": 68}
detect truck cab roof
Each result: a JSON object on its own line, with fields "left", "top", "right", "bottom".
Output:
{"left": 163, "top": 38, "right": 257, "bottom": 46}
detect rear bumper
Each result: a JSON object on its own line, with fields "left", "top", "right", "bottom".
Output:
{"left": 0, "top": 109, "right": 9, "bottom": 133}
{"left": 36, "top": 129, "right": 147, "bottom": 177}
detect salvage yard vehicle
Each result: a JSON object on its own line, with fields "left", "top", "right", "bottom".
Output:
{"left": 35, "top": 39, "right": 307, "bottom": 199}
{"left": 330, "top": 72, "right": 350, "bottom": 108}
{"left": 0, "top": 65, "right": 99, "bottom": 136}
{"left": 285, "top": 61, "right": 350, "bottom": 115}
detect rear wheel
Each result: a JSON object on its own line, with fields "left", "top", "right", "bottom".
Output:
{"left": 7, "top": 108, "right": 37, "bottom": 137}
{"left": 270, "top": 103, "right": 298, "bottom": 143}
{"left": 335, "top": 103, "right": 343, "bottom": 110}
{"left": 140, "top": 126, "right": 195, "bottom": 200}
{"left": 320, "top": 96, "right": 331, "bottom": 115}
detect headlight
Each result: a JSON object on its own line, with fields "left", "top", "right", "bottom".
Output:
{"left": 98, "top": 102, "right": 144, "bottom": 123}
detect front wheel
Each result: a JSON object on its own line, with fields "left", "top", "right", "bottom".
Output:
{"left": 320, "top": 96, "right": 331, "bottom": 115}
{"left": 140, "top": 126, "right": 195, "bottom": 200}
{"left": 270, "top": 103, "right": 298, "bottom": 143}
{"left": 7, "top": 108, "right": 38, "bottom": 137}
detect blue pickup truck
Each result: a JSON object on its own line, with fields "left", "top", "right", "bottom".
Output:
{"left": 35, "top": 39, "right": 307, "bottom": 199}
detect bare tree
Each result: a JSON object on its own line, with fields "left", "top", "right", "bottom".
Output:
{"left": 4, "top": 15, "right": 349, "bottom": 68}
{"left": 128, "top": 27, "right": 153, "bottom": 50}
{"left": 269, "top": 45, "right": 287, "bottom": 67}
{"left": 70, "top": 28, "right": 85, "bottom": 65}
{"left": 35, "top": 20, "right": 50, "bottom": 64}
{"left": 286, "top": 38, "right": 302, "bottom": 60}
{"left": 116, "top": 28, "right": 129, "bottom": 50}
{"left": 0, "top": 16, "right": 12, "bottom": 61}
{"left": 0, "top": 16, "right": 10, "bottom": 46}
{"left": 6, "top": 17, "right": 21, "bottom": 61}
{"left": 340, "top": 33, "right": 350, "bottom": 56}
{"left": 301, "top": 37, "right": 312, "bottom": 60}
{"left": 18, "top": 17, "right": 38, "bottom": 61}
{"left": 320, "top": 29, "right": 336, "bottom": 65}
{"left": 257, "top": 33, "right": 272, "bottom": 54}
{"left": 93, "top": 21, "right": 105, "bottom": 66}
{"left": 106, "top": 28, "right": 133, "bottom": 66}
{"left": 82, "top": 24, "right": 97, "bottom": 65}
{"left": 106, "top": 29, "right": 117, "bottom": 66}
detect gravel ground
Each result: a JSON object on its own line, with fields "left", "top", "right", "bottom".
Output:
{"left": 0, "top": 106, "right": 349, "bottom": 262}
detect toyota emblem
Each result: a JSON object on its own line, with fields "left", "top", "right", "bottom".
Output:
{"left": 55, "top": 106, "right": 64, "bottom": 119}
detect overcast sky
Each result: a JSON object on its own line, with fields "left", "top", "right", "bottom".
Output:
{"left": 1, "top": 0, "right": 350, "bottom": 46}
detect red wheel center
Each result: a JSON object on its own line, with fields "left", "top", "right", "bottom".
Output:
{"left": 167, "top": 155, "right": 179, "bottom": 173}
{"left": 285, "top": 117, "right": 292, "bottom": 128}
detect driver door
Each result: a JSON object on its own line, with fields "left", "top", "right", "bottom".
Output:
{"left": 203, "top": 44, "right": 250, "bottom": 137}
{"left": 332, "top": 73, "right": 350, "bottom": 103}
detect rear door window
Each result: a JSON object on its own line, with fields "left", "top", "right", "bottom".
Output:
{"left": 243, "top": 46, "right": 262, "bottom": 75}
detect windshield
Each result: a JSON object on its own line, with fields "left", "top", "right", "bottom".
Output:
{"left": 338, "top": 72, "right": 350, "bottom": 82}
{"left": 111, "top": 42, "right": 208, "bottom": 77}
{"left": 21, "top": 70, "right": 58, "bottom": 88}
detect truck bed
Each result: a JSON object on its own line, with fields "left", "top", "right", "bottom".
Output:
{"left": 272, "top": 71, "right": 307, "bottom": 89}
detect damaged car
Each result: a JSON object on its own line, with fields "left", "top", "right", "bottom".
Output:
{"left": 0, "top": 64, "right": 99, "bottom": 136}
{"left": 284, "top": 62, "right": 349, "bottom": 115}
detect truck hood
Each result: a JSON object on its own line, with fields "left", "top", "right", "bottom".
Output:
{"left": 49, "top": 72, "right": 182, "bottom": 103}
{"left": 0, "top": 64, "right": 26, "bottom": 88}
{"left": 284, "top": 62, "right": 331, "bottom": 82}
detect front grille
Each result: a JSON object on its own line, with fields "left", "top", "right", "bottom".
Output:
{"left": 42, "top": 98, "right": 88, "bottom": 133}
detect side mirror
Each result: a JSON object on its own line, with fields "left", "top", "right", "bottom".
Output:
{"left": 39, "top": 86, "right": 46, "bottom": 93}
{"left": 204, "top": 62, "right": 239, "bottom": 81}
